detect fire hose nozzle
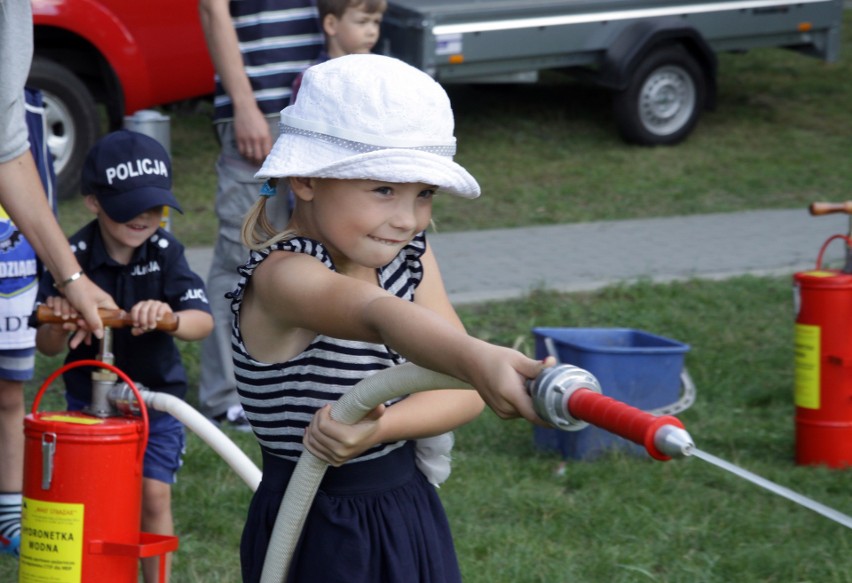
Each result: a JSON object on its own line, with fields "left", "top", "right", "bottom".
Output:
{"left": 529, "top": 364, "right": 696, "bottom": 461}
{"left": 653, "top": 424, "right": 695, "bottom": 459}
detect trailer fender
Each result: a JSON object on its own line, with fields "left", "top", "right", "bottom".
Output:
{"left": 599, "top": 19, "right": 717, "bottom": 110}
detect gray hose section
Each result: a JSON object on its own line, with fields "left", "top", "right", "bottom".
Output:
{"left": 141, "top": 390, "right": 262, "bottom": 491}
{"left": 260, "top": 363, "right": 472, "bottom": 583}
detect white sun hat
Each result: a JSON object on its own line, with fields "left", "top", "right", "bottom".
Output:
{"left": 256, "top": 54, "right": 480, "bottom": 198}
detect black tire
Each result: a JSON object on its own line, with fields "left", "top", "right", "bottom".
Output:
{"left": 27, "top": 57, "right": 101, "bottom": 200}
{"left": 612, "top": 45, "right": 706, "bottom": 146}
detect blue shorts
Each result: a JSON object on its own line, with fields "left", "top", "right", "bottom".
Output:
{"left": 66, "top": 393, "right": 185, "bottom": 484}
{"left": 0, "top": 347, "right": 35, "bottom": 381}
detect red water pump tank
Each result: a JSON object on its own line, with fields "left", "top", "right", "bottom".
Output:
{"left": 793, "top": 202, "right": 852, "bottom": 468}
{"left": 794, "top": 268, "right": 852, "bottom": 468}
{"left": 19, "top": 360, "right": 177, "bottom": 582}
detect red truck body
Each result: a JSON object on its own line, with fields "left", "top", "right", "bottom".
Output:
{"left": 33, "top": 0, "right": 214, "bottom": 114}
{"left": 30, "top": 0, "right": 215, "bottom": 199}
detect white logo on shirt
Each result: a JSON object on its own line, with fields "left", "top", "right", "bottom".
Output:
{"left": 180, "top": 288, "right": 208, "bottom": 303}
{"left": 130, "top": 261, "right": 161, "bottom": 277}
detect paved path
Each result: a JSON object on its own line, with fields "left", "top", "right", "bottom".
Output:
{"left": 185, "top": 208, "right": 849, "bottom": 305}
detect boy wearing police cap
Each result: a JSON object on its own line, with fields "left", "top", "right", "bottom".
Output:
{"left": 35, "top": 130, "right": 213, "bottom": 583}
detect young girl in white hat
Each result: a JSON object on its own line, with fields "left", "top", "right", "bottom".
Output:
{"left": 231, "top": 53, "right": 547, "bottom": 582}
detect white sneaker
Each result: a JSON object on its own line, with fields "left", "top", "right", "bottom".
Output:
{"left": 214, "top": 404, "right": 252, "bottom": 432}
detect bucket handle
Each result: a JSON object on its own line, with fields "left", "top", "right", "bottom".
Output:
{"left": 542, "top": 337, "right": 696, "bottom": 418}
{"left": 31, "top": 359, "right": 149, "bottom": 468}
{"left": 646, "top": 369, "right": 695, "bottom": 416}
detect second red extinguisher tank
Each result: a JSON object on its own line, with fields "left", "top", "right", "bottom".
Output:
{"left": 793, "top": 269, "right": 852, "bottom": 468}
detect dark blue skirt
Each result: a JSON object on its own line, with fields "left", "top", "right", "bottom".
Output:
{"left": 241, "top": 442, "right": 462, "bottom": 583}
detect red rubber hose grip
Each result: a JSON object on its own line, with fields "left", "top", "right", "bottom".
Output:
{"left": 567, "top": 388, "right": 685, "bottom": 461}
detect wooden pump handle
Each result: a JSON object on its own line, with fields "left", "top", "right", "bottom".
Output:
{"left": 35, "top": 304, "right": 179, "bottom": 331}
{"left": 809, "top": 201, "right": 852, "bottom": 216}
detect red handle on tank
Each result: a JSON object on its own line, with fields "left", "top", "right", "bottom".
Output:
{"left": 31, "top": 359, "right": 149, "bottom": 467}
{"left": 567, "top": 388, "right": 685, "bottom": 461}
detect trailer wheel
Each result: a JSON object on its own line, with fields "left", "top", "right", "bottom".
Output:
{"left": 27, "top": 57, "right": 101, "bottom": 200}
{"left": 613, "top": 45, "right": 706, "bottom": 145}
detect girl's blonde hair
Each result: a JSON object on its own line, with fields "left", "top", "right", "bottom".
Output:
{"left": 241, "top": 179, "right": 298, "bottom": 250}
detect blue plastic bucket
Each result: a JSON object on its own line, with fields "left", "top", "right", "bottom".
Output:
{"left": 532, "top": 327, "right": 690, "bottom": 460}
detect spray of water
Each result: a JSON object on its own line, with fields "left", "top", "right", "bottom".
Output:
{"left": 690, "top": 448, "right": 852, "bottom": 530}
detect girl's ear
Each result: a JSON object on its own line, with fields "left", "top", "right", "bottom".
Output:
{"left": 83, "top": 195, "right": 101, "bottom": 214}
{"left": 290, "top": 177, "right": 315, "bottom": 202}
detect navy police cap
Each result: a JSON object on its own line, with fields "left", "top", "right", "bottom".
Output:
{"left": 81, "top": 129, "right": 183, "bottom": 223}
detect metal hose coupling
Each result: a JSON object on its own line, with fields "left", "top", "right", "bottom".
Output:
{"left": 527, "top": 364, "right": 602, "bottom": 431}
{"left": 108, "top": 382, "right": 148, "bottom": 417}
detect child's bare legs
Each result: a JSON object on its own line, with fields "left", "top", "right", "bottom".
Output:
{"left": 0, "top": 380, "right": 25, "bottom": 553}
{"left": 0, "top": 380, "right": 24, "bottom": 491}
{"left": 141, "top": 477, "right": 173, "bottom": 582}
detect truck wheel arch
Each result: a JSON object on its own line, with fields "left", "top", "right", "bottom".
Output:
{"left": 599, "top": 20, "right": 718, "bottom": 145}
{"left": 28, "top": 56, "right": 101, "bottom": 201}
{"left": 30, "top": 0, "right": 152, "bottom": 199}
{"left": 599, "top": 19, "right": 717, "bottom": 103}
{"left": 32, "top": 0, "right": 154, "bottom": 119}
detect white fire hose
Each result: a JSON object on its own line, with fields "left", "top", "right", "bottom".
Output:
{"left": 111, "top": 362, "right": 693, "bottom": 583}
{"left": 109, "top": 384, "right": 262, "bottom": 490}
{"left": 34, "top": 306, "right": 263, "bottom": 491}
{"left": 260, "top": 363, "right": 473, "bottom": 583}
{"left": 110, "top": 362, "right": 475, "bottom": 582}
{"left": 36, "top": 307, "right": 687, "bottom": 581}
{"left": 258, "top": 362, "right": 696, "bottom": 583}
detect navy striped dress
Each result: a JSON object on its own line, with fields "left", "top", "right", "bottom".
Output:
{"left": 230, "top": 232, "right": 462, "bottom": 583}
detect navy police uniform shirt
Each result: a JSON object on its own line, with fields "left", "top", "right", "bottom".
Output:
{"left": 36, "top": 220, "right": 211, "bottom": 404}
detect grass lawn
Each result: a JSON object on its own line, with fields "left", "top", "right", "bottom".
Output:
{"left": 4, "top": 277, "right": 850, "bottom": 582}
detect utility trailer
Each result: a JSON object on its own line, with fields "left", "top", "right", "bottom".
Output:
{"left": 380, "top": 0, "right": 844, "bottom": 144}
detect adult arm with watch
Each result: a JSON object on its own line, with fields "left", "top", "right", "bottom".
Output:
{"left": 0, "top": 0, "right": 117, "bottom": 339}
